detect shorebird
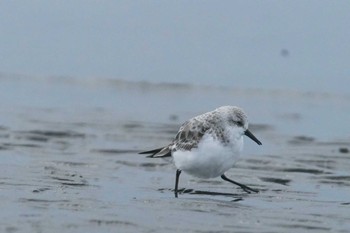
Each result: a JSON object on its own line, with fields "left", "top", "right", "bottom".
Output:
{"left": 139, "top": 106, "right": 262, "bottom": 197}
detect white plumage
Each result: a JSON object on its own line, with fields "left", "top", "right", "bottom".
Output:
{"left": 172, "top": 126, "right": 243, "bottom": 179}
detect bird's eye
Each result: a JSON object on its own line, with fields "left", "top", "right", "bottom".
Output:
{"left": 229, "top": 119, "right": 243, "bottom": 127}
{"left": 236, "top": 121, "right": 243, "bottom": 127}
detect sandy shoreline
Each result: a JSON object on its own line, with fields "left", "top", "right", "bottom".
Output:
{"left": 0, "top": 77, "right": 349, "bottom": 232}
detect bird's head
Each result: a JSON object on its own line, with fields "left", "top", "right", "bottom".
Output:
{"left": 217, "top": 106, "right": 262, "bottom": 145}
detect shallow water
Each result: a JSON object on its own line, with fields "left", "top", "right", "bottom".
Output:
{"left": 0, "top": 76, "right": 349, "bottom": 232}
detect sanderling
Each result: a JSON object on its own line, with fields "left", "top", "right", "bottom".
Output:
{"left": 139, "top": 106, "right": 262, "bottom": 198}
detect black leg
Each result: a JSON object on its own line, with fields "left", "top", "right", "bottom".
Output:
{"left": 175, "top": 169, "right": 182, "bottom": 198}
{"left": 221, "top": 174, "right": 259, "bottom": 193}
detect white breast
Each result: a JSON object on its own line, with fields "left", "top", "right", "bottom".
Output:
{"left": 172, "top": 129, "right": 244, "bottom": 179}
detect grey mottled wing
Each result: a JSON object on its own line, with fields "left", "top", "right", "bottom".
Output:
{"left": 140, "top": 114, "right": 214, "bottom": 157}
{"left": 138, "top": 119, "right": 210, "bottom": 158}
{"left": 172, "top": 119, "right": 211, "bottom": 151}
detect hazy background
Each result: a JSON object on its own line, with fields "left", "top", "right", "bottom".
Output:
{"left": 1, "top": 2, "right": 350, "bottom": 232}
{"left": 1, "top": 1, "right": 349, "bottom": 94}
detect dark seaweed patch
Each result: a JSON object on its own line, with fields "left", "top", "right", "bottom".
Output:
{"left": 276, "top": 224, "right": 331, "bottom": 231}
{"left": 279, "top": 168, "right": 325, "bottom": 175}
{"left": 24, "top": 136, "right": 49, "bottom": 142}
{"left": 2, "top": 143, "right": 41, "bottom": 148}
{"left": 259, "top": 177, "right": 291, "bottom": 186}
{"left": 320, "top": 175, "right": 350, "bottom": 181}
{"left": 0, "top": 145, "right": 9, "bottom": 150}
{"left": 24, "top": 130, "right": 85, "bottom": 138}
{"left": 32, "top": 187, "right": 50, "bottom": 193}
{"left": 339, "top": 147, "right": 349, "bottom": 153}
{"left": 50, "top": 175, "right": 88, "bottom": 186}
{"left": 288, "top": 136, "right": 315, "bottom": 145}
{"left": 19, "top": 198, "right": 69, "bottom": 203}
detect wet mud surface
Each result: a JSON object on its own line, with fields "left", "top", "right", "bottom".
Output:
{"left": 0, "top": 77, "right": 349, "bottom": 232}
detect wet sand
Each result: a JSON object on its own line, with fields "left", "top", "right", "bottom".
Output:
{"left": 0, "top": 76, "right": 349, "bottom": 232}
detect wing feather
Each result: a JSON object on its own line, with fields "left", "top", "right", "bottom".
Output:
{"left": 173, "top": 119, "right": 211, "bottom": 151}
{"left": 139, "top": 146, "right": 172, "bottom": 158}
{"left": 140, "top": 112, "right": 215, "bottom": 157}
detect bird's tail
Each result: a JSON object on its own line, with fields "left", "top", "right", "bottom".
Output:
{"left": 139, "top": 146, "right": 171, "bottom": 158}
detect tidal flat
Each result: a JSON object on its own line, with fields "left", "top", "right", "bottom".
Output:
{"left": 0, "top": 76, "right": 349, "bottom": 233}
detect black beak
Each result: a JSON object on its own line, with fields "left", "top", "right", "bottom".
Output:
{"left": 244, "top": 129, "right": 262, "bottom": 145}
